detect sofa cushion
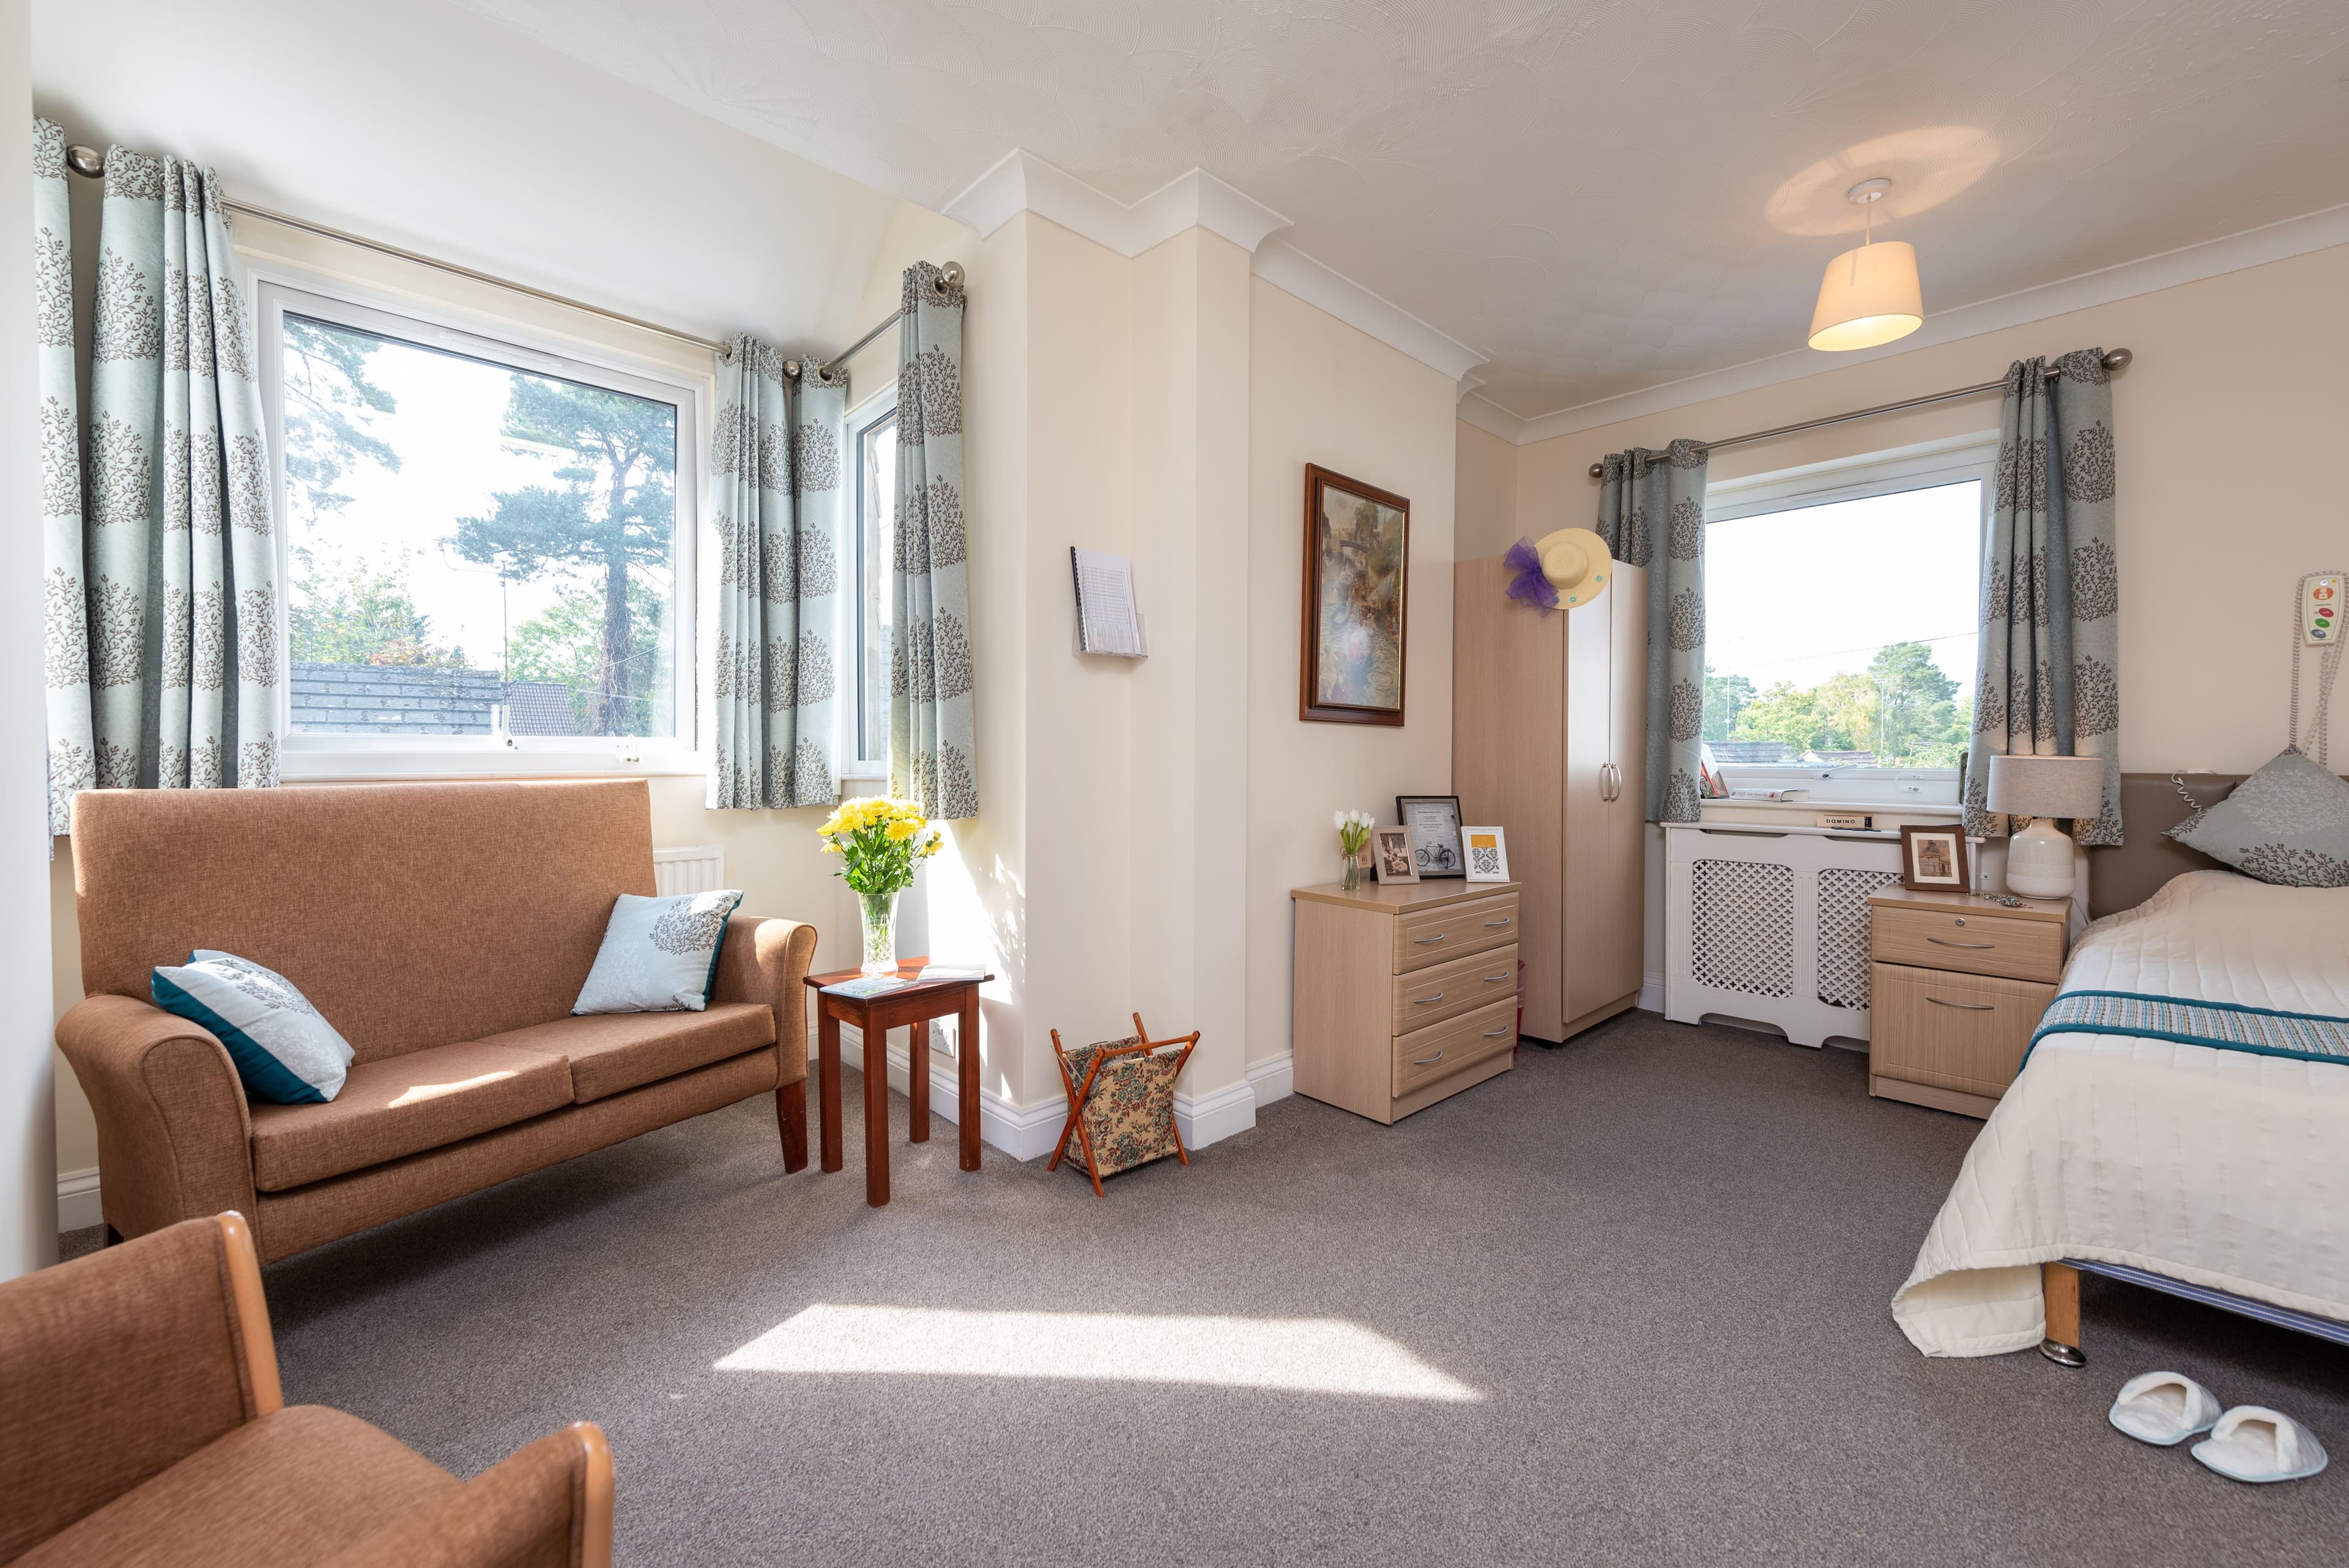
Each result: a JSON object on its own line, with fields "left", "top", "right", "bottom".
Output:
{"left": 573, "top": 889, "right": 744, "bottom": 1015}
{"left": 151, "top": 950, "right": 355, "bottom": 1104}
{"left": 248, "top": 1043, "right": 575, "bottom": 1193}
{"left": 15, "top": 1404, "right": 455, "bottom": 1568}
{"left": 481, "top": 1002, "right": 775, "bottom": 1104}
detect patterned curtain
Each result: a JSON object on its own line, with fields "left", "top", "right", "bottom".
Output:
{"left": 889, "top": 262, "right": 978, "bottom": 819}
{"left": 34, "top": 120, "right": 92, "bottom": 833}
{"left": 82, "top": 144, "right": 280, "bottom": 793}
{"left": 1595, "top": 439, "right": 1709, "bottom": 823}
{"left": 1964, "top": 351, "right": 2121, "bottom": 844}
{"left": 706, "top": 335, "right": 842, "bottom": 809}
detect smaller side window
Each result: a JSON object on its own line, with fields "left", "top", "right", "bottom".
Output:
{"left": 849, "top": 391, "right": 899, "bottom": 772}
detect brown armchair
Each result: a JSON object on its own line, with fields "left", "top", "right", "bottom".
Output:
{"left": 0, "top": 1215, "right": 612, "bottom": 1567}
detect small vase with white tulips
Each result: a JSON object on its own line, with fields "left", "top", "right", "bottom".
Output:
{"left": 1334, "top": 808, "right": 1375, "bottom": 893}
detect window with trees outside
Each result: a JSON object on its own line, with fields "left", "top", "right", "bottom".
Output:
{"left": 256, "top": 282, "right": 696, "bottom": 772}
{"left": 1701, "top": 440, "right": 1992, "bottom": 803}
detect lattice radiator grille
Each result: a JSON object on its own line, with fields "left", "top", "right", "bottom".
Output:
{"left": 1688, "top": 859, "right": 1796, "bottom": 997}
{"left": 1816, "top": 868, "right": 1903, "bottom": 1010}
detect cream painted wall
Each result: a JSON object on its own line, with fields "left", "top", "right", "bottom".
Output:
{"left": 1247, "top": 279, "right": 1458, "bottom": 1070}
{"left": 1454, "top": 419, "right": 1519, "bottom": 564}
{"left": 1470, "top": 240, "right": 2349, "bottom": 986}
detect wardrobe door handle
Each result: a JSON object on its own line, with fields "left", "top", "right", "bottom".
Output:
{"left": 1411, "top": 991, "right": 1445, "bottom": 1005}
{"left": 1411, "top": 1049, "right": 1446, "bottom": 1066}
{"left": 1927, "top": 996, "right": 1995, "bottom": 1011}
{"left": 1927, "top": 936, "right": 1996, "bottom": 950}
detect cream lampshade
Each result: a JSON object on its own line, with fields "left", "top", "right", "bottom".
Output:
{"left": 1987, "top": 754, "right": 2106, "bottom": 899}
{"left": 1808, "top": 178, "right": 1923, "bottom": 352}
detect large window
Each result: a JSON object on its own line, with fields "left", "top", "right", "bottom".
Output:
{"left": 848, "top": 388, "right": 898, "bottom": 773}
{"left": 1701, "top": 439, "right": 1992, "bottom": 798}
{"left": 256, "top": 281, "right": 697, "bottom": 773}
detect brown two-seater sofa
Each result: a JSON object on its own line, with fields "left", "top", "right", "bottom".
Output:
{"left": 58, "top": 779, "right": 815, "bottom": 1263}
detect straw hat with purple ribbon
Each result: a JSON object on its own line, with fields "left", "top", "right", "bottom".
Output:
{"left": 1503, "top": 527, "right": 1613, "bottom": 613}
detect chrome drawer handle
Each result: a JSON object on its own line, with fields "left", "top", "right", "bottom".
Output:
{"left": 1483, "top": 919, "right": 1512, "bottom": 928}
{"left": 1412, "top": 991, "right": 1445, "bottom": 1005}
{"left": 1482, "top": 972, "right": 1510, "bottom": 983}
{"left": 1412, "top": 933, "right": 1447, "bottom": 945}
{"left": 1411, "top": 1049, "right": 1446, "bottom": 1065}
{"left": 1928, "top": 996, "right": 1995, "bottom": 1011}
{"left": 1927, "top": 936, "right": 1995, "bottom": 949}
{"left": 1482, "top": 1027, "right": 1511, "bottom": 1037}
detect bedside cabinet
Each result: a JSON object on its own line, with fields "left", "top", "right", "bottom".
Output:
{"left": 1866, "top": 886, "right": 2070, "bottom": 1119}
{"left": 1290, "top": 880, "right": 1521, "bottom": 1124}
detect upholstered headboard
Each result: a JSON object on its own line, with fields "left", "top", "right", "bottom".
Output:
{"left": 2085, "top": 769, "right": 2347, "bottom": 918}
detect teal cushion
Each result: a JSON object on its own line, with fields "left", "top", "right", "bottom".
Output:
{"left": 2166, "top": 749, "right": 2349, "bottom": 887}
{"left": 151, "top": 950, "right": 355, "bottom": 1104}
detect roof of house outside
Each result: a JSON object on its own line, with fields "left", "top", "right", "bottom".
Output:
{"left": 503, "top": 682, "right": 580, "bottom": 737}
{"left": 1707, "top": 741, "right": 1797, "bottom": 764}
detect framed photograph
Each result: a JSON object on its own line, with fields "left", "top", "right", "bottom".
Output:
{"left": 1370, "top": 824, "right": 1419, "bottom": 884}
{"left": 1300, "top": 464, "right": 1409, "bottom": 725}
{"left": 1899, "top": 823, "right": 1970, "bottom": 892}
{"left": 1396, "top": 794, "right": 1464, "bottom": 879}
{"left": 1461, "top": 826, "right": 1510, "bottom": 882}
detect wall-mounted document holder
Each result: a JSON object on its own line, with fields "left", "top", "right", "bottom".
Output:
{"left": 1071, "top": 547, "right": 1147, "bottom": 659}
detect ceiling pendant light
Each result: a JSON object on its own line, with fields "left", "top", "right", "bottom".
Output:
{"left": 1808, "top": 177, "right": 1922, "bottom": 352}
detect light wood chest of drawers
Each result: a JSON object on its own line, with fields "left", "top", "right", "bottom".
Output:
{"left": 1291, "top": 881, "right": 1521, "bottom": 1124}
{"left": 1866, "top": 886, "right": 2069, "bottom": 1119}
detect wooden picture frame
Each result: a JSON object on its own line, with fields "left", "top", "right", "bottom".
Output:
{"left": 1899, "top": 823, "right": 1970, "bottom": 892}
{"left": 1462, "top": 826, "right": 1510, "bottom": 882}
{"left": 1396, "top": 794, "right": 1464, "bottom": 879}
{"left": 1299, "top": 464, "right": 1409, "bottom": 725}
{"left": 1371, "top": 824, "right": 1420, "bottom": 884}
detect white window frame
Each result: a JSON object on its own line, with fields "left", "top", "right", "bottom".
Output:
{"left": 1700, "top": 432, "right": 1997, "bottom": 807}
{"left": 842, "top": 382, "right": 900, "bottom": 780}
{"left": 250, "top": 268, "right": 705, "bottom": 780}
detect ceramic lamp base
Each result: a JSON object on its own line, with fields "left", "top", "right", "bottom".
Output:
{"left": 2005, "top": 817, "right": 2078, "bottom": 899}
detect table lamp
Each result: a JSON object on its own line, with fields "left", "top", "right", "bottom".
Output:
{"left": 1987, "top": 754, "right": 2106, "bottom": 898}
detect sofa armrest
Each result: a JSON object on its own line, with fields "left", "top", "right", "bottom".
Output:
{"left": 56, "top": 995, "right": 258, "bottom": 1241}
{"left": 315, "top": 1422, "right": 614, "bottom": 1568}
{"left": 710, "top": 915, "right": 817, "bottom": 1087}
{"left": 0, "top": 1215, "right": 280, "bottom": 1560}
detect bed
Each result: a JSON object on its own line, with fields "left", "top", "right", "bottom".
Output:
{"left": 1891, "top": 772, "right": 2349, "bottom": 1363}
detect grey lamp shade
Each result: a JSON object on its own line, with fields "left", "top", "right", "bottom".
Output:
{"left": 1986, "top": 753, "right": 2106, "bottom": 819}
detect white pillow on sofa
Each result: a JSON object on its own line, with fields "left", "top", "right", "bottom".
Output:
{"left": 574, "top": 890, "right": 744, "bottom": 1015}
{"left": 151, "top": 950, "right": 355, "bottom": 1104}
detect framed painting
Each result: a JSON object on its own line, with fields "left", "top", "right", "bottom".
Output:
{"left": 1299, "top": 464, "right": 1409, "bottom": 725}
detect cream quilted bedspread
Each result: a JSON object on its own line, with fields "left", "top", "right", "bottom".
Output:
{"left": 1891, "top": 871, "right": 2349, "bottom": 1356}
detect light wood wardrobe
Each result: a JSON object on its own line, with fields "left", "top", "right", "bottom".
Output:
{"left": 1452, "top": 556, "right": 1648, "bottom": 1041}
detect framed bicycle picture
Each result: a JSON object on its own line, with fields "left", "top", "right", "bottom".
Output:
{"left": 1395, "top": 794, "right": 1464, "bottom": 879}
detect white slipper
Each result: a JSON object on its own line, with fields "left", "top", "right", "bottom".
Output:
{"left": 2191, "top": 1405, "right": 2329, "bottom": 1484}
{"left": 2107, "top": 1371, "right": 2222, "bottom": 1446}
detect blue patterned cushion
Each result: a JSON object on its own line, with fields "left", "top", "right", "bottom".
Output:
{"left": 2166, "top": 750, "right": 2349, "bottom": 887}
{"left": 573, "top": 890, "right": 744, "bottom": 1014}
{"left": 152, "top": 950, "right": 354, "bottom": 1104}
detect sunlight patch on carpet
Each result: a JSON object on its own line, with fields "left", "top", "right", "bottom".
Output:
{"left": 714, "top": 1304, "right": 1483, "bottom": 1401}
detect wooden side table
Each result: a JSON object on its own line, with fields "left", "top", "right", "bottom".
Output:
{"left": 803, "top": 958, "right": 992, "bottom": 1207}
{"left": 1866, "top": 886, "right": 2069, "bottom": 1118}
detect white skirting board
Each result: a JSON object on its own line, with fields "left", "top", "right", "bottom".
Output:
{"left": 1639, "top": 974, "right": 1665, "bottom": 1013}
{"left": 54, "top": 1046, "right": 1306, "bottom": 1230}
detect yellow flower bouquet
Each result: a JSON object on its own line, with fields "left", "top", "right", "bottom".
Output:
{"left": 818, "top": 796, "right": 943, "bottom": 975}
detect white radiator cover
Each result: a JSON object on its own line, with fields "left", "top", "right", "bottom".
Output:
{"left": 1663, "top": 824, "right": 1905, "bottom": 1048}
{"left": 653, "top": 845, "right": 725, "bottom": 896}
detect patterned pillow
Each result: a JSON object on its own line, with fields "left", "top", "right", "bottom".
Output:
{"left": 573, "top": 890, "right": 744, "bottom": 1015}
{"left": 152, "top": 950, "right": 355, "bottom": 1104}
{"left": 2165, "top": 749, "right": 2349, "bottom": 887}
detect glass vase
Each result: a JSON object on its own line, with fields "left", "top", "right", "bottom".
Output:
{"left": 858, "top": 888, "right": 902, "bottom": 977}
{"left": 1341, "top": 847, "right": 1363, "bottom": 893}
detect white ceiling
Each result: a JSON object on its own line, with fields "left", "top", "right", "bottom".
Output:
{"left": 454, "top": 1, "right": 2349, "bottom": 420}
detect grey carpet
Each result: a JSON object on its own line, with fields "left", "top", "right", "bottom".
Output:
{"left": 61, "top": 1013, "right": 2347, "bottom": 1566}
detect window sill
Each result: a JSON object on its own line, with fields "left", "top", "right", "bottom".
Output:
{"left": 281, "top": 744, "right": 707, "bottom": 783}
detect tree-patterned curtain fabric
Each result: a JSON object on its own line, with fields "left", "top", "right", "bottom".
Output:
{"left": 70, "top": 142, "right": 282, "bottom": 797}
{"left": 889, "top": 262, "right": 979, "bottom": 820}
{"left": 1963, "top": 350, "right": 2121, "bottom": 845}
{"left": 707, "top": 335, "right": 843, "bottom": 810}
{"left": 34, "top": 120, "right": 92, "bottom": 834}
{"left": 1595, "top": 439, "right": 1709, "bottom": 823}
